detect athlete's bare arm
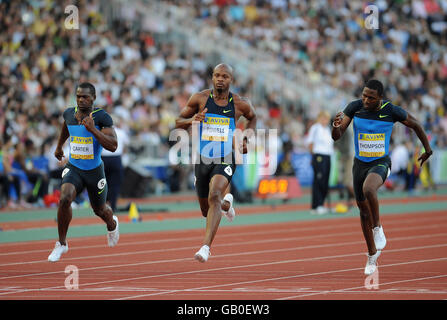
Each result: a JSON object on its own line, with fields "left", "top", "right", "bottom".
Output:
{"left": 332, "top": 112, "right": 352, "bottom": 141}
{"left": 235, "top": 95, "right": 257, "bottom": 130}
{"left": 400, "top": 112, "right": 433, "bottom": 166}
{"left": 81, "top": 113, "right": 117, "bottom": 152}
{"left": 54, "top": 121, "right": 70, "bottom": 161}
{"left": 97, "top": 127, "right": 118, "bottom": 152}
{"left": 175, "top": 91, "right": 209, "bottom": 130}
{"left": 234, "top": 95, "right": 257, "bottom": 153}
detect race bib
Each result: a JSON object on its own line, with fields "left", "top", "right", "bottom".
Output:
{"left": 201, "top": 116, "right": 230, "bottom": 142}
{"left": 70, "top": 136, "right": 94, "bottom": 159}
{"left": 358, "top": 133, "right": 385, "bottom": 157}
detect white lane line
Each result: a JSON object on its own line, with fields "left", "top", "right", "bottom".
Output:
{"left": 1, "top": 243, "right": 446, "bottom": 298}
{"left": 278, "top": 274, "right": 447, "bottom": 300}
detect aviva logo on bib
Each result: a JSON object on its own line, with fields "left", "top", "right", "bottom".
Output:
{"left": 358, "top": 133, "right": 385, "bottom": 141}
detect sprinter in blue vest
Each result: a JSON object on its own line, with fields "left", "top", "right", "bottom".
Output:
{"left": 332, "top": 79, "right": 433, "bottom": 275}
{"left": 48, "top": 82, "right": 119, "bottom": 262}
{"left": 175, "top": 64, "right": 257, "bottom": 263}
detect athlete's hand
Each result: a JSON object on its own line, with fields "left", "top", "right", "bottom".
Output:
{"left": 81, "top": 112, "right": 95, "bottom": 132}
{"left": 332, "top": 112, "right": 344, "bottom": 128}
{"left": 54, "top": 147, "right": 65, "bottom": 161}
{"left": 239, "top": 137, "right": 248, "bottom": 154}
{"left": 418, "top": 150, "right": 433, "bottom": 167}
{"left": 193, "top": 108, "right": 208, "bottom": 122}
{"left": 238, "top": 142, "right": 248, "bottom": 154}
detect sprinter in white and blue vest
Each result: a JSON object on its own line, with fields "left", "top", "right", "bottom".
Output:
{"left": 48, "top": 82, "right": 120, "bottom": 262}
{"left": 332, "top": 79, "right": 433, "bottom": 276}
{"left": 175, "top": 63, "right": 257, "bottom": 263}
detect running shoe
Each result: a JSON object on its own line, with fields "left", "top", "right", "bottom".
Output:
{"left": 373, "top": 225, "right": 386, "bottom": 250}
{"left": 222, "top": 193, "right": 235, "bottom": 222}
{"left": 316, "top": 206, "right": 329, "bottom": 215}
{"left": 194, "top": 245, "right": 210, "bottom": 263}
{"left": 364, "top": 250, "right": 381, "bottom": 275}
{"left": 107, "top": 215, "right": 119, "bottom": 247}
{"left": 48, "top": 241, "right": 68, "bottom": 262}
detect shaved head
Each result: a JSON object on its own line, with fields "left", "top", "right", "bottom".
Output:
{"left": 212, "top": 63, "right": 233, "bottom": 94}
{"left": 214, "top": 63, "right": 233, "bottom": 77}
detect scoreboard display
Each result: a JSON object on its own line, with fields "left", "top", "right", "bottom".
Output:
{"left": 256, "top": 176, "right": 302, "bottom": 199}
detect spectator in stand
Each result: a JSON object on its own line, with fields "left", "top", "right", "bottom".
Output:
{"left": 12, "top": 138, "right": 49, "bottom": 205}
{"left": 1, "top": 0, "right": 446, "bottom": 198}
{"left": 1, "top": 136, "right": 30, "bottom": 209}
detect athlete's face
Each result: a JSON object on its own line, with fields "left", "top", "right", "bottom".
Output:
{"left": 76, "top": 87, "right": 95, "bottom": 110}
{"left": 362, "top": 87, "right": 381, "bottom": 111}
{"left": 212, "top": 68, "right": 232, "bottom": 93}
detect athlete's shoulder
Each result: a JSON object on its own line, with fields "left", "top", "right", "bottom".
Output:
{"left": 63, "top": 106, "right": 76, "bottom": 114}
{"left": 92, "top": 107, "right": 114, "bottom": 127}
{"left": 62, "top": 107, "right": 76, "bottom": 120}
{"left": 343, "top": 99, "right": 363, "bottom": 117}
{"left": 190, "top": 89, "right": 211, "bottom": 105}
{"left": 197, "top": 89, "right": 213, "bottom": 99}
{"left": 383, "top": 101, "right": 407, "bottom": 122}
{"left": 91, "top": 107, "right": 107, "bottom": 115}
{"left": 348, "top": 99, "right": 363, "bottom": 108}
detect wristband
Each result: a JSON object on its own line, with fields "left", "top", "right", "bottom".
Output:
{"left": 332, "top": 122, "right": 341, "bottom": 128}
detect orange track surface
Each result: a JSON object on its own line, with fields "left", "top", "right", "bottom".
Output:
{"left": 0, "top": 209, "right": 446, "bottom": 300}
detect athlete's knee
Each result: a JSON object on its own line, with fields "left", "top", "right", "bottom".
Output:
{"left": 208, "top": 190, "right": 222, "bottom": 206}
{"left": 362, "top": 184, "right": 377, "bottom": 199}
{"left": 356, "top": 201, "right": 370, "bottom": 219}
{"left": 59, "top": 193, "right": 74, "bottom": 208}
{"left": 93, "top": 205, "right": 110, "bottom": 218}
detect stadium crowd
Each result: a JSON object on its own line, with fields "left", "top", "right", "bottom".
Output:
{"left": 1, "top": 0, "right": 446, "bottom": 209}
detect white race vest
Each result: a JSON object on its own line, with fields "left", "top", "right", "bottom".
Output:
{"left": 358, "top": 133, "right": 385, "bottom": 158}
{"left": 70, "top": 136, "right": 94, "bottom": 160}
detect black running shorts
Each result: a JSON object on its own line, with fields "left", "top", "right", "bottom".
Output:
{"left": 194, "top": 158, "right": 236, "bottom": 199}
{"left": 353, "top": 156, "right": 391, "bottom": 202}
{"left": 61, "top": 161, "right": 108, "bottom": 207}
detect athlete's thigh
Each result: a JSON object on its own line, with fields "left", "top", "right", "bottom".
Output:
{"left": 195, "top": 163, "right": 212, "bottom": 199}
{"left": 352, "top": 159, "right": 368, "bottom": 202}
{"left": 208, "top": 174, "right": 231, "bottom": 198}
{"left": 61, "top": 164, "right": 84, "bottom": 195}
{"left": 363, "top": 172, "right": 385, "bottom": 193}
{"left": 208, "top": 163, "right": 235, "bottom": 195}
{"left": 210, "top": 163, "right": 236, "bottom": 186}
{"left": 84, "top": 163, "right": 108, "bottom": 207}
{"left": 367, "top": 160, "right": 391, "bottom": 184}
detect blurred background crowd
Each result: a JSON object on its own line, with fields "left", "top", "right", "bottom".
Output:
{"left": 1, "top": 0, "right": 446, "bottom": 209}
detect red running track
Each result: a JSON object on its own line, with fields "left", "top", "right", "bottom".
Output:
{"left": 0, "top": 210, "right": 446, "bottom": 300}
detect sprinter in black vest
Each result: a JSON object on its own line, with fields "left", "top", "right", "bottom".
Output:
{"left": 175, "top": 63, "right": 257, "bottom": 263}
